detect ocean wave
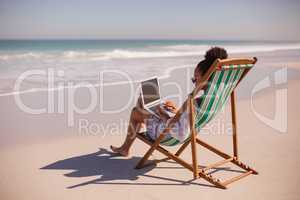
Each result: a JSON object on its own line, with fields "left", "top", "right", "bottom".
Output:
{"left": 0, "top": 52, "right": 45, "bottom": 60}
{"left": 0, "top": 50, "right": 199, "bottom": 62}
{"left": 1, "top": 43, "right": 300, "bottom": 61}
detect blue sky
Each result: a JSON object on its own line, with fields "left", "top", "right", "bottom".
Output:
{"left": 0, "top": 0, "right": 299, "bottom": 40}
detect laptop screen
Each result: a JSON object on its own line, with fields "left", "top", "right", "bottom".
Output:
{"left": 141, "top": 78, "right": 160, "bottom": 105}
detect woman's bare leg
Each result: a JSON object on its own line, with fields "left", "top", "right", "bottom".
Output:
{"left": 110, "top": 97, "right": 176, "bottom": 156}
{"left": 110, "top": 101, "right": 150, "bottom": 156}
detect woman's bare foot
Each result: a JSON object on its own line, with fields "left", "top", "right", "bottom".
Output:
{"left": 110, "top": 145, "right": 129, "bottom": 157}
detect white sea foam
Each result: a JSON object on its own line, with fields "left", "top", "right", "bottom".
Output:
{"left": 60, "top": 43, "right": 300, "bottom": 59}
{"left": 1, "top": 43, "right": 300, "bottom": 61}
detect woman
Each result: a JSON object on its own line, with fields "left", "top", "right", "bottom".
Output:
{"left": 111, "top": 47, "right": 228, "bottom": 156}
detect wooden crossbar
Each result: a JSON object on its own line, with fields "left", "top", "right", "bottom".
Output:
{"left": 222, "top": 171, "right": 253, "bottom": 186}
{"left": 196, "top": 138, "right": 231, "bottom": 159}
{"left": 202, "top": 158, "right": 234, "bottom": 171}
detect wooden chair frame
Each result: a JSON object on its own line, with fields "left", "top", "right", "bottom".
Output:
{"left": 135, "top": 57, "right": 258, "bottom": 189}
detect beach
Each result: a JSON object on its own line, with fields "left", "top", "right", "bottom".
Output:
{"left": 0, "top": 43, "right": 300, "bottom": 199}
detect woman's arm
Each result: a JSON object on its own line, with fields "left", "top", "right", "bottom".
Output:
{"left": 154, "top": 100, "right": 177, "bottom": 122}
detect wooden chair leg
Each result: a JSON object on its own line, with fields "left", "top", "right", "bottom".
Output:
{"left": 135, "top": 132, "right": 194, "bottom": 171}
{"left": 135, "top": 145, "right": 157, "bottom": 169}
{"left": 190, "top": 137, "right": 199, "bottom": 179}
{"left": 135, "top": 134, "right": 165, "bottom": 169}
{"left": 189, "top": 97, "right": 199, "bottom": 179}
{"left": 175, "top": 138, "right": 191, "bottom": 156}
{"left": 136, "top": 136, "right": 191, "bottom": 169}
{"left": 231, "top": 91, "right": 238, "bottom": 159}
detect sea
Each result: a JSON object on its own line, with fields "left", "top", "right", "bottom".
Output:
{"left": 0, "top": 39, "right": 299, "bottom": 95}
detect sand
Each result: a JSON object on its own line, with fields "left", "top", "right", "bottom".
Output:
{"left": 0, "top": 50, "right": 300, "bottom": 200}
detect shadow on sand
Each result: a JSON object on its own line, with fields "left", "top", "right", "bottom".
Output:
{"left": 41, "top": 148, "right": 243, "bottom": 189}
{"left": 40, "top": 148, "right": 214, "bottom": 188}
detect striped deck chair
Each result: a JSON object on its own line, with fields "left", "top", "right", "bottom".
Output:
{"left": 135, "top": 58, "right": 258, "bottom": 189}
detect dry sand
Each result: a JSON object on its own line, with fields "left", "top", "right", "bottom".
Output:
{"left": 0, "top": 50, "right": 300, "bottom": 200}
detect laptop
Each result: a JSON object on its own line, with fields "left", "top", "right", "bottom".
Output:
{"left": 140, "top": 77, "right": 162, "bottom": 118}
{"left": 140, "top": 77, "right": 175, "bottom": 118}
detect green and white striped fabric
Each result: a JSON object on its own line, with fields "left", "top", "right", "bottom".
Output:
{"left": 158, "top": 63, "right": 253, "bottom": 146}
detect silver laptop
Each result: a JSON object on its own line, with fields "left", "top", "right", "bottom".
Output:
{"left": 140, "top": 77, "right": 162, "bottom": 118}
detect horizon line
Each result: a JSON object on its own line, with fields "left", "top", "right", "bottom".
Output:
{"left": 0, "top": 38, "right": 299, "bottom": 43}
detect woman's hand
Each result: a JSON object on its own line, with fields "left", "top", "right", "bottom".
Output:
{"left": 163, "top": 100, "right": 177, "bottom": 113}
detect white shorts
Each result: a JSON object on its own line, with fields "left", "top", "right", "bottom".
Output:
{"left": 146, "top": 111, "right": 189, "bottom": 142}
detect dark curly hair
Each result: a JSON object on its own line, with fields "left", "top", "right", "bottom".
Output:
{"left": 196, "top": 47, "right": 228, "bottom": 75}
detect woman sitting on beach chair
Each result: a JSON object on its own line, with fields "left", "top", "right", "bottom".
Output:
{"left": 111, "top": 47, "right": 228, "bottom": 156}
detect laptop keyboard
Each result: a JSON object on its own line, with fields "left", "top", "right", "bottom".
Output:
{"left": 149, "top": 105, "right": 157, "bottom": 113}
